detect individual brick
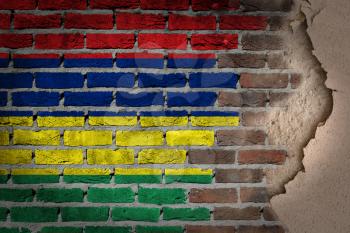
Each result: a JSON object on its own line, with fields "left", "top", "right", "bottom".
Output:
{"left": 215, "top": 169, "right": 264, "bottom": 183}
{"left": 0, "top": 73, "right": 33, "bottom": 89}
{"left": 167, "top": 53, "right": 216, "bottom": 69}
{"left": 0, "top": 228, "right": 31, "bottom": 233}
{"left": 35, "top": 34, "right": 84, "bottom": 49}
{"left": 269, "top": 16, "right": 290, "bottom": 31}
{"left": 191, "top": 34, "right": 238, "bottom": 50}
{"left": 269, "top": 92, "right": 292, "bottom": 107}
{"left": 12, "top": 92, "right": 60, "bottom": 107}
{"left": 163, "top": 207, "right": 210, "bottom": 221}
{"left": 217, "top": 130, "right": 266, "bottom": 146}
{"left": 35, "top": 150, "right": 83, "bottom": 165}
{"left": 192, "top": 0, "right": 240, "bottom": 10}
{"left": 14, "top": 14, "right": 61, "bottom": 29}
{"left": 36, "top": 188, "right": 84, "bottom": 203}
{"left": 0, "top": 131, "right": 9, "bottom": 145}
{"left": 0, "top": 149, "right": 32, "bottom": 165}
{"left": 0, "top": 189, "right": 34, "bottom": 202}
{"left": 263, "top": 206, "right": 280, "bottom": 221}
{"left": 13, "top": 130, "right": 60, "bottom": 146}
{"left": 189, "top": 72, "right": 238, "bottom": 88}
{"left": 64, "top": 168, "right": 111, "bottom": 184}
{"left": 116, "top": 53, "right": 164, "bottom": 69}
{"left": 240, "top": 187, "right": 270, "bottom": 203}
{"left": 138, "top": 33, "right": 187, "bottom": 49}
{"left": 237, "top": 225, "right": 285, "bottom": 233}
{"left": 167, "top": 92, "right": 217, "bottom": 107}
{"left": 241, "top": 111, "right": 267, "bottom": 126}
{"left": 11, "top": 207, "right": 58, "bottom": 222}
{"left": 138, "top": 187, "right": 187, "bottom": 205}
{"left": 38, "top": 0, "right": 87, "bottom": 10}
{"left": 165, "top": 168, "right": 213, "bottom": 184}
{"left": 35, "top": 73, "right": 84, "bottom": 89}
{"left": 88, "top": 111, "right": 137, "bottom": 126}
{"left": 242, "top": 34, "right": 284, "bottom": 50}
{"left": 218, "top": 53, "right": 266, "bottom": 68}
{"left": 13, "top": 54, "right": 61, "bottom": 68}
{"left": 90, "top": 0, "right": 139, "bottom": 9}
{"left": 61, "top": 207, "right": 109, "bottom": 222}
{"left": 64, "top": 92, "right": 113, "bottom": 106}
{"left": 0, "top": 53, "right": 9, "bottom": 67}
{"left": 115, "top": 168, "right": 162, "bottom": 184}
{"left": 11, "top": 168, "right": 60, "bottom": 184}
{"left": 0, "top": 34, "right": 33, "bottom": 49}
{"left": 87, "top": 34, "right": 135, "bottom": 49}
{"left": 241, "top": 0, "right": 292, "bottom": 11}
{"left": 214, "top": 207, "right": 261, "bottom": 220}
{"left": 87, "top": 187, "right": 134, "bottom": 203}
{"left": 240, "top": 73, "right": 289, "bottom": 88}
{"left": 169, "top": 14, "right": 216, "bottom": 30}
{"left": 138, "top": 149, "right": 186, "bottom": 164}
{"left": 0, "top": 207, "right": 7, "bottom": 221}
{"left": 191, "top": 111, "right": 239, "bottom": 127}
{"left": 37, "top": 111, "right": 85, "bottom": 127}
{"left": 140, "top": 111, "right": 188, "bottom": 127}
{"left": 188, "top": 150, "right": 236, "bottom": 164}
{"left": 218, "top": 92, "right": 268, "bottom": 107}
{"left": 64, "top": 130, "right": 112, "bottom": 146}
{"left": 116, "top": 92, "right": 164, "bottom": 107}
{"left": 85, "top": 227, "right": 130, "bottom": 233}
{"left": 141, "top": 0, "right": 189, "bottom": 10}
{"left": 0, "top": 14, "right": 11, "bottom": 29}
{"left": 38, "top": 227, "right": 83, "bottom": 233}
{"left": 65, "top": 13, "right": 113, "bottom": 29}
{"left": 189, "top": 188, "right": 237, "bottom": 203}
{"left": 0, "top": 92, "right": 6, "bottom": 106}
{"left": 112, "top": 207, "right": 160, "bottom": 222}
{"left": 136, "top": 226, "right": 183, "bottom": 233}
{"left": 64, "top": 53, "right": 113, "bottom": 68}
{"left": 0, "top": 169, "right": 8, "bottom": 184}
{"left": 291, "top": 73, "right": 302, "bottom": 89}
{"left": 87, "top": 73, "right": 134, "bottom": 88}
{"left": 116, "top": 131, "right": 164, "bottom": 146}
{"left": 239, "top": 150, "right": 287, "bottom": 165}
{"left": 267, "top": 53, "right": 289, "bottom": 69}
{"left": 138, "top": 73, "right": 186, "bottom": 88}
{"left": 0, "top": 111, "right": 33, "bottom": 126}
{"left": 186, "top": 225, "right": 236, "bottom": 233}
{"left": 117, "top": 13, "right": 166, "bottom": 29}
{"left": 220, "top": 15, "right": 268, "bottom": 30}
{"left": 87, "top": 149, "right": 134, "bottom": 165}
{"left": 166, "top": 130, "right": 214, "bottom": 146}
{"left": 0, "top": 0, "right": 36, "bottom": 10}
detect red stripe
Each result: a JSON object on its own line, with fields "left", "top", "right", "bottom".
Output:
{"left": 117, "top": 53, "right": 163, "bottom": 59}
{"left": 65, "top": 53, "right": 113, "bottom": 59}
{"left": 168, "top": 53, "right": 216, "bottom": 59}
{"left": 0, "top": 53, "right": 9, "bottom": 59}
{"left": 13, "top": 53, "right": 60, "bottom": 59}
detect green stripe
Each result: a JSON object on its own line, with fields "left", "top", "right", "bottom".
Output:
{"left": 0, "top": 207, "right": 8, "bottom": 221}
{"left": 12, "top": 175, "right": 59, "bottom": 184}
{"left": 38, "top": 227, "right": 82, "bottom": 233}
{"left": 165, "top": 175, "right": 212, "bottom": 184}
{"left": 115, "top": 175, "right": 162, "bottom": 184}
{"left": 136, "top": 226, "right": 183, "bottom": 233}
{"left": 0, "top": 228, "right": 31, "bottom": 233}
{"left": 85, "top": 226, "right": 131, "bottom": 233}
{"left": 64, "top": 175, "right": 111, "bottom": 184}
{"left": 0, "top": 175, "right": 8, "bottom": 183}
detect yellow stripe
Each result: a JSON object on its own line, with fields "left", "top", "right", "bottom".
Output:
{"left": 0, "top": 131, "right": 9, "bottom": 145}
{"left": 13, "top": 130, "right": 60, "bottom": 146}
{"left": 64, "top": 130, "right": 112, "bottom": 146}
{"left": 64, "top": 168, "right": 111, "bottom": 176}
{"left": 165, "top": 168, "right": 213, "bottom": 176}
{"left": 138, "top": 149, "right": 186, "bottom": 164}
{"left": 0, "top": 169, "right": 9, "bottom": 175}
{"left": 191, "top": 116, "right": 240, "bottom": 126}
{"left": 89, "top": 116, "right": 137, "bottom": 126}
{"left": 166, "top": 130, "right": 215, "bottom": 146}
{"left": 37, "top": 116, "right": 85, "bottom": 127}
{"left": 0, "top": 116, "right": 33, "bottom": 126}
{"left": 35, "top": 150, "right": 83, "bottom": 165}
{"left": 0, "top": 149, "right": 32, "bottom": 164}
{"left": 140, "top": 116, "right": 188, "bottom": 127}
{"left": 87, "top": 149, "right": 134, "bottom": 165}
{"left": 115, "top": 168, "right": 162, "bottom": 176}
{"left": 12, "top": 168, "right": 60, "bottom": 175}
{"left": 116, "top": 131, "right": 164, "bottom": 146}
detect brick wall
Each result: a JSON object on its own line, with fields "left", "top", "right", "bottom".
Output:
{"left": 0, "top": 0, "right": 296, "bottom": 232}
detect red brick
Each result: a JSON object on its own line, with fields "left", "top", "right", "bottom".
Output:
{"left": 263, "top": 207, "right": 279, "bottom": 221}
{"left": 218, "top": 92, "right": 268, "bottom": 107}
{"left": 0, "top": 0, "right": 36, "bottom": 10}
{"left": 242, "top": 111, "right": 268, "bottom": 126}
{"left": 240, "top": 187, "right": 270, "bottom": 203}
{"left": 189, "top": 188, "right": 237, "bottom": 203}
{"left": 65, "top": 13, "right": 113, "bottom": 29}
{"left": 291, "top": 73, "right": 302, "bottom": 89}
{"left": 141, "top": 0, "right": 189, "bottom": 10}
{"left": 269, "top": 16, "right": 290, "bottom": 31}
{"left": 214, "top": 207, "right": 261, "bottom": 220}
{"left": 14, "top": 14, "right": 61, "bottom": 29}
{"left": 240, "top": 73, "right": 289, "bottom": 89}
{"left": 221, "top": 15, "right": 268, "bottom": 30}
{"left": 117, "top": 13, "right": 166, "bottom": 30}
{"left": 35, "top": 34, "right": 84, "bottom": 49}
{"left": 186, "top": 226, "right": 236, "bottom": 233}
{"left": 237, "top": 225, "right": 285, "bottom": 233}
{"left": 188, "top": 150, "right": 235, "bottom": 164}
{"left": 90, "top": 0, "right": 139, "bottom": 9}
{"left": 0, "top": 34, "right": 33, "bottom": 49}
{"left": 0, "top": 14, "right": 10, "bottom": 29}
{"left": 267, "top": 53, "right": 289, "bottom": 69}
{"left": 239, "top": 150, "right": 287, "bottom": 165}
{"left": 138, "top": 33, "right": 187, "bottom": 49}
{"left": 87, "top": 34, "right": 135, "bottom": 49}
{"left": 38, "top": 0, "right": 87, "bottom": 10}
{"left": 217, "top": 130, "right": 266, "bottom": 146}
{"left": 241, "top": 0, "right": 291, "bottom": 12}
{"left": 169, "top": 14, "right": 216, "bottom": 30}
{"left": 218, "top": 53, "right": 266, "bottom": 68}
{"left": 242, "top": 34, "right": 284, "bottom": 50}
{"left": 192, "top": 0, "right": 240, "bottom": 11}
{"left": 191, "top": 34, "right": 238, "bottom": 50}
{"left": 215, "top": 169, "right": 263, "bottom": 183}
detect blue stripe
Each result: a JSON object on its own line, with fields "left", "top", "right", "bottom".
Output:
{"left": 0, "top": 92, "right": 7, "bottom": 106}
{"left": 35, "top": 73, "right": 84, "bottom": 89}
{"left": 138, "top": 73, "right": 186, "bottom": 88}
{"left": 38, "top": 111, "right": 84, "bottom": 117}
{"left": 116, "top": 92, "right": 164, "bottom": 107}
{"left": 88, "top": 111, "right": 137, "bottom": 117}
{"left": 14, "top": 59, "right": 61, "bottom": 68}
{"left": 0, "top": 59, "right": 9, "bottom": 68}
{"left": 0, "top": 111, "right": 32, "bottom": 116}
{"left": 0, "top": 73, "right": 33, "bottom": 89}
{"left": 140, "top": 111, "right": 188, "bottom": 117}
{"left": 189, "top": 73, "right": 239, "bottom": 88}
{"left": 64, "top": 59, "right": 113, "bottom": 68}
{"left": 167, "top": 92, "right": 217, "bottom": 107}
{"left": 87, "top": 73, "right": 135, "bottom": 88}
{"left": 12, "top": 92, "right": 60, "bottom": 107}
{"left": 168, "top": 58, "right": 216, "bottom": 69}
{"left": 64, "top": 92, "right": 113, "bottom": 107}
{"left": 191, "top": 111, "right": 239, "bottom": 116}
{"left": 117, "top": 59, "right": 163, "bottom": 69}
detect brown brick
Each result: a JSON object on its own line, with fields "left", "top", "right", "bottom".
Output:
{"left": 218, "top": 53, "right": 266, "bottom": 68}
{"left": 269, "top": 16, "right": 290, "bottom": 31}
{"left": 239, "top": 150, "right": 287, "bottom": 165}
{"left": 240, "top": 73, "right": 289, "bottom": 89}
{"left": 215, "top": 169, "right": 263, "bottom": 183}
{"left": 242, "top": 111, "right": 267, "bottom": 126}
{"left": 242, "top": 34, "right": 284, "bottom": 51}
{"left": 214, "top": 207, "right": 261, "bottom": 220}
{"left": 267, "top": 53, "right": 289, "bottom": 69}
{"left": 217, "top": 130, "right": 266, "bottom": 146}
{"left": 291, "top": 73, "right": 302, "bottom": 89}
{"left": 188, "top": 150, "right": 235, "bottom": 164}
{"left": 241, "top": 0, "right": 292, "bottom": 12}
{"left": 189, "top": 188, "right": 237, "bottom": 203}
{"left": 238, "top": 225, "right": 285, "bottom": 233}
{"left": 186, "top": 225, "right": 236, "bottom": 233}
{"left": 240, "top": 187, "right": 270, "bottom": 203}
{"left": 263, "top": 207, "right": 279, "bottom": 221}
{"left": 269, "top": 92, "right": 291, "bottom": 107}
{"left": 218, "top": 92, "right": 268, "bottom": 107}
